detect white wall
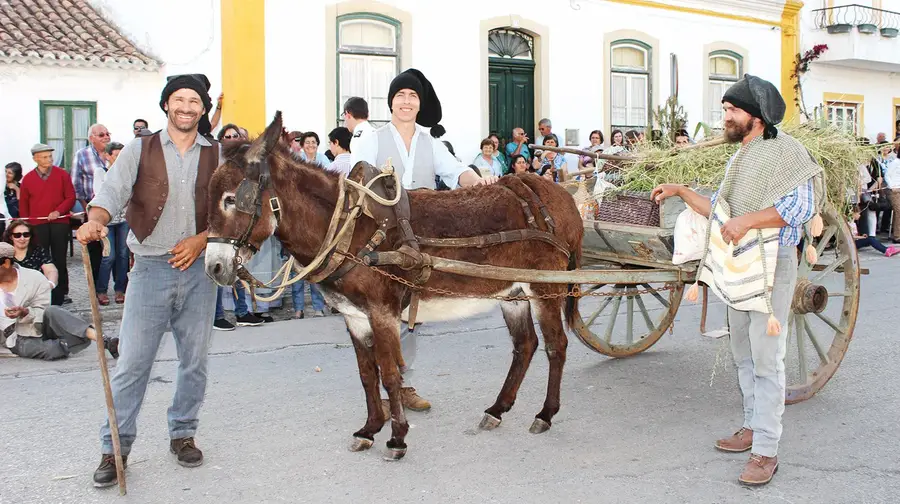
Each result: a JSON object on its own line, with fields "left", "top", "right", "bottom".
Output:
{"left": 799, "top": 2, "right": 900, "bottom": 71}
{"left": 4, "top": 0, "right": 783, "bottom": 171}
{"left": 0, "top": 65, "right": 161, "bottom": 173}
{"left": 265, "top": 0, "right": 327, "bottom": 135}
{"left": 800, "top": 62, "right": 900, "bottom": 140}
{"left": 268, "top": 0, "right": 782, "bottom": 164}
{"left": 798, "top": 0, "right": 900, "bottom": 140}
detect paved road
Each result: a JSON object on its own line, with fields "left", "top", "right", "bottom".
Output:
{"left": 1, "top": 249, "right": 898, "bottom": 504}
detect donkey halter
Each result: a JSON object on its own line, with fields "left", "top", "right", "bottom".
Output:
{"left": 207, "top": 157, "right": 282, "bottom": 263}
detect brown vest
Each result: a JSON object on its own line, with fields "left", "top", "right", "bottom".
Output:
{"left": 126, "top": 133, "right": 219, "bottom": 242}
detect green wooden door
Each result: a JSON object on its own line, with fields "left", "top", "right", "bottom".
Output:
{"left": 489, "top": 58, "right": 535, "bottom": 151}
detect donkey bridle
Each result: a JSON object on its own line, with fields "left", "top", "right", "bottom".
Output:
{"left": 207, "top": 158, "right": 282, "bottom": 262}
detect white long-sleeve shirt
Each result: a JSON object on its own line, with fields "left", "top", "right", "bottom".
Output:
{"left": 349, "top": 120, "right": 376, "bottom": 157}
{"left": 884, "top": 158, "right": 900, "bottom": 189}
{"left": 350, "top": 123, "right": 468, "bottom": 190}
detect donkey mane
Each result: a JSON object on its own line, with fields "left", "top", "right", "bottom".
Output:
{"left": 221, "top": 137, "right": 343, "bottom": 207}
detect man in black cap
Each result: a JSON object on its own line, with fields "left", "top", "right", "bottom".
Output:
{"left": 653, "top": 74, "right": 825, "bottom": 486}
{"left": 351, "top": 68, "right": 499, "bottom": 413}
{"left": 77, "top": 73, "right": 221, "bottom": 488}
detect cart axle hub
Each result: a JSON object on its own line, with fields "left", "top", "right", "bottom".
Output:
{"left": 791, "top": 279, "right": 828, "bottom": 314}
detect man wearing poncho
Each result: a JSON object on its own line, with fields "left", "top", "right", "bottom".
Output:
{"left": 652, "top": 74, "right": 825, "bottom": 486}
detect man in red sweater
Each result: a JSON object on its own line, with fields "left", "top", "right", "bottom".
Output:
{"left": 20, "top": 144, "right": 75, "bottom": 305}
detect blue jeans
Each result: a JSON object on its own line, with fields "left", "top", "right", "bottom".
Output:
{"left": 214, "top": 282, "right": 249, "bottom": 319}
{"left": 100, "top": 254, "right": 217, "bottom": 455}
{"left": 728, "top": 246, "right": 798, "bottom": 458}
{"left": 291, "top": 275, "right": 325, "bottom": 312}
{"left": 97, "top": 222, "right": 130, "bottom": 294}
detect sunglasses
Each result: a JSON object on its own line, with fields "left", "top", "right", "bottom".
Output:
{"left": 223, "top": 134, "right": 240, "bottom": 139}
{"left": 96, "top": 132, "right": 110, "bottom": 137}
{"left": 11, "top": 232, "right": 30, "bottom": 239}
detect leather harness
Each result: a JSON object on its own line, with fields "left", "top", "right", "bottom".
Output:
{"left": 214, "top": 158, "right": 569, "bottom": 330}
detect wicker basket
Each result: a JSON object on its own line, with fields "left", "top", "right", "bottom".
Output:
{"left": 595, "top": 190, "right": 660, "bottom": 227}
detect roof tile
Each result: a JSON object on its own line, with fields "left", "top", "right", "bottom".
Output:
{"left": 0, "top": 0, "right": 160, "bottom": 70}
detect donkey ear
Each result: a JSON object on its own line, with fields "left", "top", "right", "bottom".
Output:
{"left": 245, "top": 111, "right": 284, "bottom": 164}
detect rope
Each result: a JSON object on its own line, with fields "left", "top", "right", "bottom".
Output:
{"left": 238, "top": 164, "right": 402, "bottom": 303}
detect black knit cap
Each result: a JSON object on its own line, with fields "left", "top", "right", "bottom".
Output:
{"left": 388, "top": 68, "right": 443, "bottom": 134}
{"left": 722, "top": 74, "right": 786, "bottom": 139}
{"left": 160, "top": 73, "right": 213, "bottom": 135}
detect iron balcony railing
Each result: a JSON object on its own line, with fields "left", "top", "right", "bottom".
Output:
{"left": 812, "top": 4, "right": 900, "bottom": 36}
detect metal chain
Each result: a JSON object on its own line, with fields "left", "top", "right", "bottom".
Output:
{"left": 335, "top": 251, "right": 677, "bottom": 302}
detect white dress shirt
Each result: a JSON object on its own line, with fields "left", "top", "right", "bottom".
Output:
{"left": 349, "top": 120, "right": 376, "bottom": 158}
{"left": 351, "top": 122, "right": 469, "bottom": 190}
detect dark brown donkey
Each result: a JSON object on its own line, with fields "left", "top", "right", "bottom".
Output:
{"left": 205, "top": 112, "right": 583, "bottom": 460}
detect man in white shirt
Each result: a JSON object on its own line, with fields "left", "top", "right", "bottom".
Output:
{"left": 883, "top": 154, "right": 900, "bottom": 241}
{"left": 343, "top": 97, "right": 376, "bottom": 156}
{"left": 351, "top": 68, "right": 499, "bottom": 411}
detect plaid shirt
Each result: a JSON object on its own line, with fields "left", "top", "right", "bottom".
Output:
{"left": 711, "top": 177, "right": 815, "bottom": 247}
{"left": 72, "top": 145, "right": 105, "bottom": 202}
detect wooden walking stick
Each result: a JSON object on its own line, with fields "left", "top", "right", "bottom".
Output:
{"left": 81, "top": 240, "right": 126, "bottom": 495}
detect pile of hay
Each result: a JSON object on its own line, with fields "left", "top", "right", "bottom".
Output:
{"left": 616, "top": 123, "right": 869, "bottom": 213}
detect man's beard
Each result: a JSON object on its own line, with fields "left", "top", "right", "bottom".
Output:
{"left": 724, "top": 117, "right": 753, "bottom": 143}
{"left": 169, "top": 110, "right": 200, "bottom": 133}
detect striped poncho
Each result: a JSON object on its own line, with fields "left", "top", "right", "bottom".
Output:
{"left": 695, "top": 131, "right": 825, "bottom": 315}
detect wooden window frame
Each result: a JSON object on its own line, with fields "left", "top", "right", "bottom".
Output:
{"left": 39, "top": 100, "right": 97, "bottom": 171}
{"left": 610, "top": 39, "right": 652, "bottom": 132}
{"left": 707, "top": 50, "right": 743, "bottom": 130}
{"left": 336, "top": 13, "right": 401, "bottom": 128}
{"left": 825, "top": 101, "right": 861, "bottom": 135}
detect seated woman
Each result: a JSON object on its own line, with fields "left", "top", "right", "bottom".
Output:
{"left": 472, "top": 138, "right": 505, "bottom": 177}
{"left": 532, "top": 134, "right": 568, "bottom": 182}
{"left": 488, "top": 133, "right": 508, "bottom": 171}
{"left": 2, "top": 219, "right": 58, "bottom": 287}
{"left": 298, "top": 131, "right": 332, "bottom": 169}
{"left": 624, "top": 130, "right": 641, "bottom": 149}
{"left": 853, "top": 208, "right": 898, "bottom": 257}
{"left": 217, "top": 123, "right": 244, "bottom": 142}
{"left": 508, "top": 154, "right": 531, "bottom": 175}
{"left": 578, "top": 130, "right": 604, "bottom": 171}
{"left": 5, "top": 162, "right": 21, "bottom": 219}
{"left": 0, "top": 242, "right": 118, "bottom": 360}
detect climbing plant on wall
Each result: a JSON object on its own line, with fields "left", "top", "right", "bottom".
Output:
{"left": 791, "top": 44, "right": 829, "bottom": 120}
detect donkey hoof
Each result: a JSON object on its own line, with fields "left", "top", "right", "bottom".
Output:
{"left": 349, "top": 436, "right": 374, "bottom": 452}
{"left": 529, "top": 418, "right": 551, "bottom": 434}
{"left": 479, "top": 413, "right": 502, "bottom": 431}
{"left": 383, "top": 447, "right": 407, "bottom": 461}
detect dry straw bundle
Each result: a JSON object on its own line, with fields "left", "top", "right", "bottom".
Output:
{"left": 617, "top": 123, "right": 868, "bottom": 213}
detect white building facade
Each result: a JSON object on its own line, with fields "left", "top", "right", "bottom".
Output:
{"left": 12, "top": 0, "right": 890, "bottom": 173}
{"left": 237, "top": 0, "right": 793, "bottom": 164}
{"left": 84, "top": 0, "right": 798, "bottom": 167}
{"left": 798, "top": 0, "right": 900, "bottom": 141}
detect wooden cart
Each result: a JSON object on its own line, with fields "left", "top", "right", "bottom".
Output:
{"left": 565, "top": 181, "right": 860, "bottom": 405}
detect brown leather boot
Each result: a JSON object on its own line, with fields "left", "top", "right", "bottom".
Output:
{"left": 715, "top": 427, "right": 753, "bottom": 452}
{"left": 400, "top": 387, "right": 431, "bottom": 411}
{"left": 739, "top": 453, "right": 778, "bottom": 486}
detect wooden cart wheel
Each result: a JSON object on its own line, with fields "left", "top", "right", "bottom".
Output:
{"left": 571, "top": 276, "right": 685, "bottom": 358}
{"left": 784, "top": 208, "right": 859, "bottom": 404}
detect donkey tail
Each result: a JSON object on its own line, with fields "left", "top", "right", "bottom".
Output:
{"left": 564, "top": 246, "right": 582, "bottom": 332}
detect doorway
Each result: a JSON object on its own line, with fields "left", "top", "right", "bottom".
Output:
{"left": 487, "top": 29, "right": 536, "bottom": 151}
